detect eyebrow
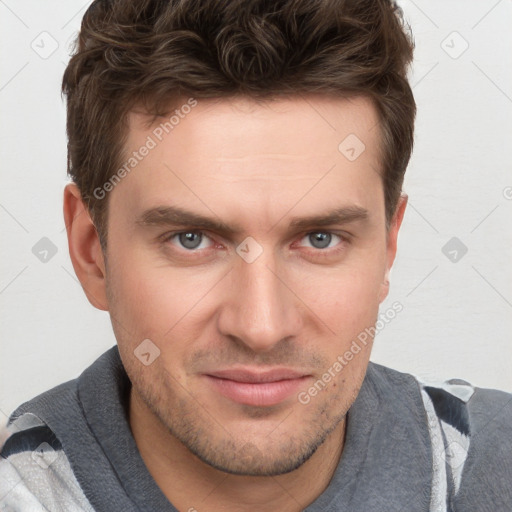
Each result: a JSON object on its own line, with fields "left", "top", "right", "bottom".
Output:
{"left": 136, "top": 205, "right": 369, "bottom": 235}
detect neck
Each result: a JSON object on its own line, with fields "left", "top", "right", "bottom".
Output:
{"left": 129, "top": 388, "right": 346, "bottom": 512}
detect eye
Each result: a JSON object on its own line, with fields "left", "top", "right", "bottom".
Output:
{"left": 298, "top": 232, "right": 344, "bottom": 250}
{"left": 165, "top": 231, "right": 214, "bottom": 251}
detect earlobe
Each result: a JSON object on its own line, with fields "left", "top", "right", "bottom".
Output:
{"left": 63, "top": 183, "right": 109, "bottom": 311}
{"left": 378, "top": 273, "right": 390, "bottom": 303}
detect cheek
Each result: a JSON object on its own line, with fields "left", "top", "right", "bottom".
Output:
{"left": 106, "top": 247, "right": 220, "bottom": 352}
{"left": 287, "top": 259, "right": 386, "bottom": 379}
{"left": 295, "top": 256, "right": 385, "bottom": 324}
{"left": 106, "top": 247, "right": 172, "bottom": 338}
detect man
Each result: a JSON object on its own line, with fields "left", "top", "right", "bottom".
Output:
{"left": 1, "top": 0, "right": 511, "bottom": 510}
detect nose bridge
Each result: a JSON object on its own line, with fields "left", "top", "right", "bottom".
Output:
{"left": 218, "top": 246, "right": 301, "bottom": 352}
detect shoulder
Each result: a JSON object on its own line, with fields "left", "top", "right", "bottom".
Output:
{"left": 0, "top": 378, "right": 94, "bottom": 511}
{"left": 1, "top": 376, "right": 79, "bottom": 459}
{"left": 0, "top": 419, "right": 94, "bottom": 511}
{"left": 415, "top": 374, "right": 512, "bottom": 457}
{"left": 370, "top": 362, "right": 512, "bottom": 507}
{"left": 453, "top": 385, "right": 512, "bottom": 508}
{"left": 367, "top": 362, "right": 512, "bottom": 439}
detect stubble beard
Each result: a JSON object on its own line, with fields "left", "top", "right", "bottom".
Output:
{"left": 128, "top": 363, "right": 352, "bottom": 477}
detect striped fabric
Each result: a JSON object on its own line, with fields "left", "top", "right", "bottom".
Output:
{"left": 419, "top": 379, "right": 474, "bottom": 512}
{"left": 0, "top": 413, "right": 94, "bottom": 511}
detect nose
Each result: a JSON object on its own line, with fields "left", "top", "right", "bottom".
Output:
{"left": 217, "top": 248, "right": 303, "bottom": 353}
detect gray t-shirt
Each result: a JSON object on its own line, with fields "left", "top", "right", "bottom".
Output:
{"left": 1, "top": 345, "right": 511, "bottom": 511}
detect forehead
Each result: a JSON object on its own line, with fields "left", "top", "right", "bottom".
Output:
{"left": 127, "top": 94, "right": 380, "bottom": 160}
{"left": 111, "top": 94, "right": 384, "bottom": 233}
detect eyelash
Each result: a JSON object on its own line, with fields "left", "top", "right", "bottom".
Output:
{"left": 158, "top": 230, "right": 350, "bottom": 260}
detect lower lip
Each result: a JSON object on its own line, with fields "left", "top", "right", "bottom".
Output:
{"left": 204, "top": 375, "right": 309, "bottom": 407}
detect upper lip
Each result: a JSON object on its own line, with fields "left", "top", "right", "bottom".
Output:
{"left": 205, "top": 368, "right": 309, "bottom": 383}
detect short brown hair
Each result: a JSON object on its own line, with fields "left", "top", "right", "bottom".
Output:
{"left": 62, "top": 0, "right": 415, "bottom": 245}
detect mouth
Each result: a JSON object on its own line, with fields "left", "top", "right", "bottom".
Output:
{"left": 203, "top": 368, "right": 311, "bottom": 407}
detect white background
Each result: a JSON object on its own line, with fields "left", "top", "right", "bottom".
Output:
{"left": 1, "top": 0, "right": 511, "bottom": 424}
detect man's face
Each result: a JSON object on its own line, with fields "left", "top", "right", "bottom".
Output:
{"left": 103, "top": 95, "right": 401, "bottom": 476}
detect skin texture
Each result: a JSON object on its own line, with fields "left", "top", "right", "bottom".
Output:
{"left": 64, "top": 94, "right": 407, "bottom": 511}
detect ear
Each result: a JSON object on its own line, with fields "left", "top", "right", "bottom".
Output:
{"left": 63, "top": 183, "right": 108, "bottom": 311}
{"left": 379, "top": 193, "right": 408, "bottom": 303}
